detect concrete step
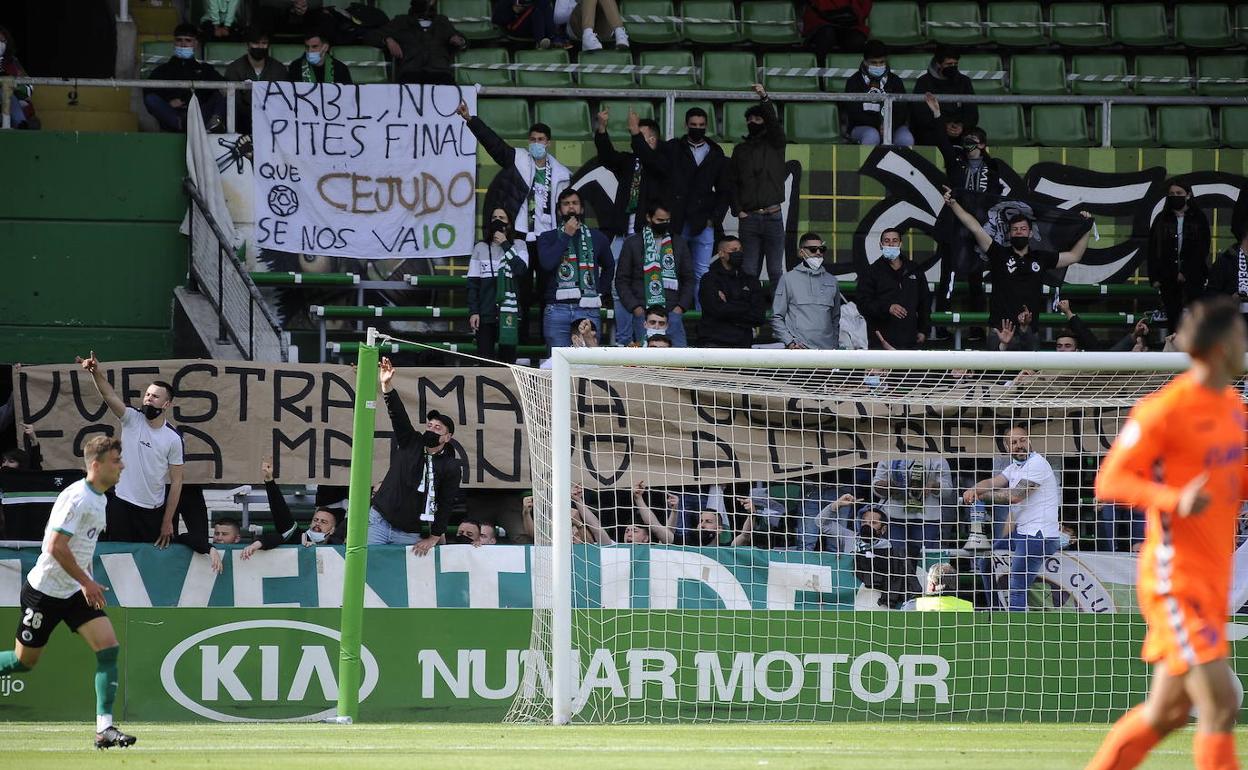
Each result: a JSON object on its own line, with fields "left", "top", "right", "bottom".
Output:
{"left": 31, "top": 85, "right": 131, "bottom": 113}
{"left": 35, "top": 110, "right": 140, "bottom": 132}
{"left": 131, "top": 1, "right": 179, "bottom": 36}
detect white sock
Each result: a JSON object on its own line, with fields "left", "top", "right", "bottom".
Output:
{"left": 96, "top": 714, "right": 113, "bottom": 733}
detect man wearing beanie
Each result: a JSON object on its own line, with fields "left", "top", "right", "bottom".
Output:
{"left": 727, "top": 83, "right": 788, "bottom": 286}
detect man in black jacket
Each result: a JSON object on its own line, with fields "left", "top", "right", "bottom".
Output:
{"left": 856, "top": 228, "right": 930, "bottom": 350}
{"left": 910, "top": 47, "right": 978, "bottom": 146}
{"left": 615, "top": 204, "right": 695, "bottom": 346}
{"left": 1147, "top": 180, "right": 1211, "bottom": 328}
{"left": 844, "top": 40, "right": 914, "bottom": 147}
{"left": 286, "top": 28, "right": 354, "bottom": 85}
{"left": 854, "top": 507, "right": 920, "bottom": 609}
{"left": 368, "top": 358, "right": 462, "bottom": 556}
{"left": 379, "top": 0, "right": 467, "bottom": 85}
{"left": 632, "top": 106, "right": 728, "bottom": 308}
{"left": 728, "top": 83, "right": 788, "bottom": 286}
{"left": 143, "top": 24, "right": 226, "bottom": 133}
{"left": 698, "top": 236, "right": 766, "bottom": 347}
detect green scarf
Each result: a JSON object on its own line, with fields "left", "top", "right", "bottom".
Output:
{"left": 554, "top": 225, "right": 600, "bottom": 308}
{"left": 303, "top": 53, "right": 334, "bottom": 84}
{"left": 626, "top": 159, "right": 641, "bottom": 216}
{"left": 642, "top": 227, "right": 677, "bottom": 308}
{"left": 495, "top": 242, "right": 523, "bottom": 347}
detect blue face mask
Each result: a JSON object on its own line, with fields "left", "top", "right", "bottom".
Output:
{"left": 881, "top": 245, "right": 901, "bottom": 260}
{"left": 867, "top": 64, "right": 887, "bottom": 78}
{"left": 174, "top": 46, "right": 195, "bottom": 60}
{"left": 528, "top": 142, "right": 548, "bottom": 160}
{"left": 306, "top": 50, "right": 324, "bottom": 66}
{"left": 1058, "top": 531, "right": 1071, "bottom": 550}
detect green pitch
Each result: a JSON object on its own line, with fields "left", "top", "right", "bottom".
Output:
{"left": 0, "top": 722, "right": 1235, "bottom": 769}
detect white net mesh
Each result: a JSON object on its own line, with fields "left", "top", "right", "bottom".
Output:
{"left": 505, "top": 351, "right": 1229, "bottom": 724}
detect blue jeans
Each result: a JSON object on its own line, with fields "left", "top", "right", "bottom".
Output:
{"left": 850, "top": 124, "right": 916, "bottom": 147}
{"left": 1097, "top": 505, "right": 1144, "bottom": 552}
{"left": 144, "top": 91, "right": 226, "bottom": 132}
{"left": 739, "top": 210, "right": 785, "bottom": 286}
{"left": 1005, "top": 533, "right": 1060, "bottom": 611}
{"left": 683, "top": 224, "right": 715, "bottom": 309}
{"left": 543, "top": 302, "right": 595, "bottom": 348}
{"left": 366, "top": 507, "right": 422, "bottom": 546}
{"left": 887, "top": 519, "right": 940, "bottom": 559}
{"left": 609, "top": 236, "right": 634, "bottom": 346}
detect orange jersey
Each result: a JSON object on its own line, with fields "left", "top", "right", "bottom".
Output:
{"left": 1096, "top": 371, "right": 1247, "bottom": 624}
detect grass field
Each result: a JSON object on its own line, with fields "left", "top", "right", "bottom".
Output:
{"left": 0, "top": 722, "right": 1238, "bottom": 769}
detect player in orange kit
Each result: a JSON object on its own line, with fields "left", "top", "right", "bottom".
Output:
{"left": 1085, "top": 296, "right": 1247, "bottom": 770}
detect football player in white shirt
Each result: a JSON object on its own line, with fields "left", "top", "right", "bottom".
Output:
{"left": 961, "top": 425, "right": 1062, "bottom": 611}
{"left": 0, "top": 435, "right": 137, "bottom": 749}
{"left": 76, "top": 351, "right": 184, "bottom": 548}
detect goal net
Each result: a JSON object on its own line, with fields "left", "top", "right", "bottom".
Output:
{"left": 504, "top": 348, "right": 1212, "bottom": 724}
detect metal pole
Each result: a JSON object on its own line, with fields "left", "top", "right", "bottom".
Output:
{"left": 550, "top": 347, "right": 574, "bottom": 726}
{"left": 217, "top": 245, "right": 227, "bottom": 344}
{"left": 664, "top": 92, "right": 676, "bottom": 140}
{"left": 118, "top": 0, "right": 130, "bottom": 22}
{"left": 882, "top": 96, "right": 893, "bottom": 145}
{"left": 227, "top": 87, "right": 237, "bottom": 134}
{"left": 1101, "top": 100, "right": 1112, "bottom": 148}
{"left": 1, "top": 78, "right": 11, "bottom": 129}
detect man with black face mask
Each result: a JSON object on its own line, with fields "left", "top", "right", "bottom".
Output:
{"left": 224, "top": 29, "right": 287, "bottom": 134}
{"left": 728, "top": 83, "right": 788, "bottom": 286}
{"left": 1147, "top": 180, "right": 1210, "bottom": 329}
{"left": 911, "top": 47, "right": 978, "bottom": 146}
{"left": 378, "top": 0, "right": 468, "bottom": 85}
{"left": 853, "top": 507, "right": 920, "bottom": 609}
{"left": 76, "top": 353, "right": 186, "bottom": 548}
{"left": 698, "top": 236, "right": 766, "bottom": 347}
{"left": 615, "top": 203, "right": 695, "bottom": 346}
{"left": 368, "top": 358, "right": 462, "bottom": 556}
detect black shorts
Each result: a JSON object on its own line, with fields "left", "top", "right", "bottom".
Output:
{"left": 15, "top": 581, "right": 106, "bottom": 648}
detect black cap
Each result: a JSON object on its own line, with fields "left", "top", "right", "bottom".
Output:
{"left": 863, "top": 39, "right": 888, "bottom": 60}
{"left": 428, "top": 410, "right": 455, "bottom": 435}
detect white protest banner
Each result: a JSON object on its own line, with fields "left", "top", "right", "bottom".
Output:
{"left": 251, "top": 82, "right": 477, "bottom": 259}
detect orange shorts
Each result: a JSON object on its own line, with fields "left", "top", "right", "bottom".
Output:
{"left": 1139, "top": 592, "right": 1229, "bottom": 675}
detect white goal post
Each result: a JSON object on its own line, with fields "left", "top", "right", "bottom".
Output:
{"left": 509, "top": 348, "right": 1206, "bottom": 725}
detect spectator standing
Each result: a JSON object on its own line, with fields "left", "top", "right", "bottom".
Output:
{"left": 223, "top": 29, "right": 287, "bottom": 134}
{"left": 772, "top": 232, "right": 842, "bottom": 350}
{"left": 616, "top": 204, "right": 695, "bottom": 347}
{"left": 856, "top": 228, "right": 930, "bottom": 350}
{"left": 286, "top": 29, "right": 353, "bottom": 84}
{"left": 537, "top": 189, "right": 614, "bottom": 347}
{"left": 844, "top": 40, "right": 913, "bottom": 147}
{"left": 961, "top": 426, "right": 1062, "bottom": 611}
{"left": 0, "top": 26, "right": 37, "bottom": 129}
{"left": 1205, "top": 229, "right": 1248, "bottom": 326}
{"left": 871, "top": 457, "right": 952, "bottom": 558}
{"left": 632, "top": 107, "right": 729, "bottom": 307}
{"left": 369, "top": 358, "right": 462, "bottom": 556}
{"left": 468, "top": 208, "right": 529, "bottom": 363}
{"left": 75, "top": 353, "right": 185, "bottom": 547}
{"left": 728, "top": 84, "right": 788, "bottom": 286}
{"left": 144, "top": 24, "right": 226, "bottom": 133}
{"left": 698, "top": 236, "right": 766, "bottom": 348}
{"left": 1147, "top": 180, "right": 1211, "bottom": 328}
{"left": 380, "top": 1, "right": 468, "bottom": 85}
{"left": 854, "top": 506, "right": 921, "bottom": 609}
{"left": 492, "top": 0, "right": 565, "bottom": 49}
{"left": 567, "top": 0, "right": 630, "bottom": 51}
{"left": 911, "top": 48, "right": 978, "bottom": 146}
{"left": 801, "top": 0, "right": 871, "bottom": 59}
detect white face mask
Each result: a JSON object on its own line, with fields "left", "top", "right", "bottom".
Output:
{"left": 804, "top": 256, "right": 824, "bottom": 271}
{"left": 881, "top": 245, "right": 901, "bottom": 260}
{"left": 306, "top": 529, "right": 327, "bottom": 543}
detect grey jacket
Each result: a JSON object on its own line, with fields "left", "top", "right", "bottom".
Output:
{"left": 771, "top": 262, "right": 842, "bottom": 349}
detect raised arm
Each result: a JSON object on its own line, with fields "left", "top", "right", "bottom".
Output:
{"left": 941, "top": 187, "right": 993, "bottom": 253}
{"left": 75, "top": 351, "right": 127, "bottom": 419}
{"left": 379, "top": 357, "right": 418, "bottom": 447}
{"left": 632, "top": 481, "right": 674, "bottom": 544}
{"left": 1057, "top": 213, "right": 1094, "bottom": 268}
{"left": 572, "top": 484, "right": 613, "bottom": 545}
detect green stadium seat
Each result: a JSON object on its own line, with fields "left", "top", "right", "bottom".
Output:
{"left": 639, "top": 51, "right": 698, "bottom": 90}
{"left": 976, "top": 104, "right": 1029, "bottom": 145}
{"left": 1196, "top": 56, "right": 1248, "bottom": 97}
{"left": 579, "top": 50, "right": 635, "bottom": 89}
{"left": 1175, "top": 4, "right": 1235, "bottom": 49}
{"left": 271, "top": 44, "right": 306, "bottom": 66}
{"left": 958, "top": 53, "right": 1006, "bottom": 95}
{"left": 476, "top": 98, "right": 530, "bottom": 140}
{"left": 1093, "top": 105, "right": 1156, "bottom": 147}
{"left": 1010, "top": 55, "right": 1067, "bottom": 95}
{"left": 376, "top": 0, "right": 408, "bottom": 17}
{"left": 723, "top": 101, "right": 759, "bottom": 141}
{"left": 1070, "top": 54, "right": 1130, "bottom": 96}
{"left": 535, "top": 101, "right": 592, "bottom": 141}
{"left": 1111, "top": 4, "right": 1172, "bottom": 47}
{"left": 889, "top": 53, "right": 931, "bottom": 92}
{"left": 204, "top": 42, "right": 245, "bottom": 70}
{"left": 661, "top": 100, "right": 717, "bottom": 139}
{"left": 441, "top": 0, "right": 500, "bottom": 42}
{"left": 702, "top": 51, "right": 757, "bottom": 91}
{"left": 784, "top": 102, "right": 842, "bottom": 143}
{"left": 761, "top": 53, "right": 821, "bottom": 94}
{"left": 683, "top": 0, "right": 744, "bottom": 45}
{"left": 336, "top": 46, "right": 387, "bottom": 84}
{"left": 741, "top": 1, "right": 802, "bottom": 45}
{"left": 987, "top": 2, "right": 1046, "bottom": 47}
{"left": 1156, "top": 106, "right": 1216, "bottom": 148}
{"left": 1032, "top": 105, "right": 1092, "bottom": 147}
{"left": 622, "top": 0, "right": 682, "bottom": 44}
{"left": 867, "top": 3, "right": 927, "bottom": 46}
{"left": 139, "top": 41, "right": 169, "bottom": 78}
{"left": 925, "top": 3, "right": 986, "bottom": 46}
{"left": 1239, "top": 6, "right": 1248, "bottom": 46}
{"left": 515, "top": 49, "right": 572, "bottom": 88}
{"left": 823, "top": 54, "right": 864, "bottom": 88}
{"left": 1050, "top": 3, "right": 1110, "bottom": 48}
{"left": 594, "top": 100, "right": 657, "bottom": 129}
{"left": 1220, "top": 107, "right": 1248, "bottom": 148}
{"left": 1135, "top": 55, "right": 1193, "bottom": 97}
{"left": 455, "top": 48, "right": 511, "bottom": 87}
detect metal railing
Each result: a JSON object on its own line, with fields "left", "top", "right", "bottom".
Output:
{"left": 184, "top": 177, "right": 289, "bottom": 362}
{"left": 7, "top": 75, "right": 1246, "bottom": 147}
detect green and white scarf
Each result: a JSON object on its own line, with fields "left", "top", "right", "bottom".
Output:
{"left": 303, "top": 52, "right": 334, "bottom": 84}
{"left": 642, "top": 226, "right": 678, "bottom": 307}
{"left": 495, "top": 242, "right": 524, "bottom": 346}
{"left": 554, "top": 226, "right": 600, "bottom": 308}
